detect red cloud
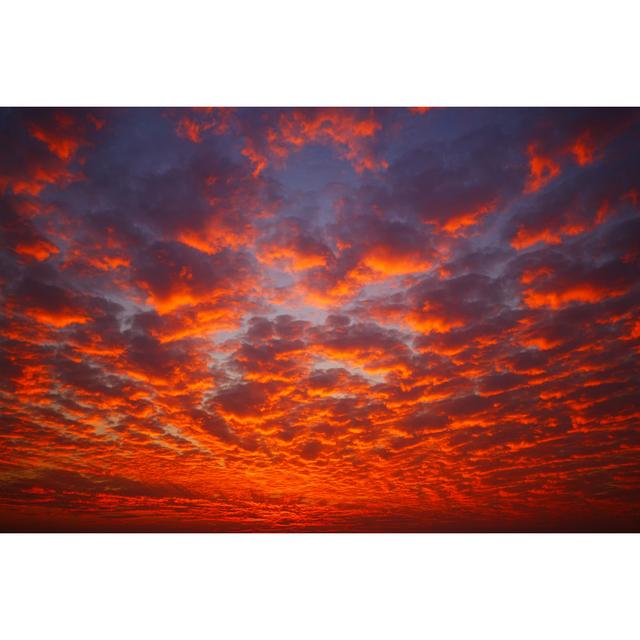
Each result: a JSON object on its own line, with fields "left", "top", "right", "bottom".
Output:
{"left": 133, "top": 242, "right": 255, "bottom": 314}
{"left": 524, "top": 143, "right": 561, "bottom": 193}
{"left": 0, "top": 109, "right": 104, "bottom": 198}
{"left": 241, "top": 108, "right": 388, "bottom": 176}
{"left": 14, "top": 237, "right": 59, "bottom": 261}
{"left": 174, "top": 107, "right": 233, "bottom": 143}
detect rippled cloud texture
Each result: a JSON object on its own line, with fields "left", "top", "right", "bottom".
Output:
{"left": 1, "top": 108, "right": 639, "bottom": 531}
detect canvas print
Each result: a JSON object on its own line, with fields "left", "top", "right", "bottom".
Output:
{"left": 1, "top": 107, "right": 638, "bottom": 532}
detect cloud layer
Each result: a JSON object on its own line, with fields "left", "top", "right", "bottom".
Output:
{"left": 1, "top": 107, "right": 639, "bottom": 531}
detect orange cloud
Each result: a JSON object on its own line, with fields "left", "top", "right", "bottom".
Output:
{"left": 175, "top": 107, "right": 233, "bottom": 143}
{"left": 241, "top": 142, "right": 268, "bottom": 177}
{"left": 28, "top": 112, "right": 83, "bottom": 160}
{"left": 520, "top": 265, "right": 554, "bottom": 285}
{"left": 407, "top": 311, "right": 463, "bottom": 334}
{"left": 9, "top": 165, "right": 79, "bottom": 196}
{"left": 511, "top": 221, "right": 588, "bottom": 250}
{"left": 441, "top": 200, "right": 496, "bottom": 235}
{"left": 361, "top": 246, "right": 432, "bottom": 276}
{"left": 25, "top": 307, "right": 90, "bottom": 327}
{"left": 523, "top": 282, "right": 630, "bottom": 309}
{"left": 14, "top": 238, "right": 59, "bottom": 261}
{"left": 524, "top": 144, "right": 561, "bottom": 193}
{"left": 242, "top": 108, "right": 387, "bottom": 176}
{"left": 258, "top": 243, "right": 329, "bottom": 272}
{"left": 569, "top": 130, "right": 596, "bottom": 166}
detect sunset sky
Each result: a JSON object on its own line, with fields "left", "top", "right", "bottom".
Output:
{"left": 1, "top": 107, "right": 639, "bottom": 531}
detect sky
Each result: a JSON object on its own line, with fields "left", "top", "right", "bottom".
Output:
{"left": 0, "top": 107, "right": 639, "bottom": 532}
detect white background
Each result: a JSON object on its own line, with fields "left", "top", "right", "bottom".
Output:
{"left": 1, "top": 534, "right": 639, "bottom": 639}
{"left": 2, "top": 0, "right": 639, "bottom": 105}
{"left": 1, "top": 1, "right": 638, "bottom": 638}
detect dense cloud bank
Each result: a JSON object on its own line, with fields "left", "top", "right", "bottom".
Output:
{"left": 1, "top": 107, "right": 639, "bottom": 531}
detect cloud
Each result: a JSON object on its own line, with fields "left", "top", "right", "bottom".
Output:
{"left": 1, "top": 107, "right": 639, "bottom": 532}
{"left": 238, "top": 108, "right": 388, "bottom": 176}
{"left": 132, "top": 241, "right": 255, "bottom": 314}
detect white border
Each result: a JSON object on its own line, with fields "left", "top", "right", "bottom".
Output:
{"left": 2, "top": 0, "right": 639, "bottom": 105}
{"left": 1, "top": 534, "right": 638, "bottom": 639}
